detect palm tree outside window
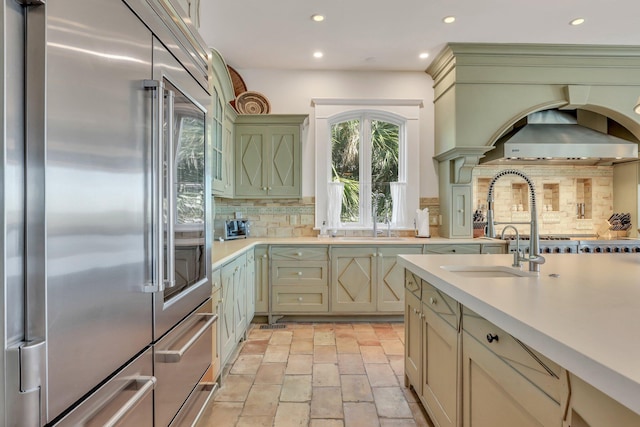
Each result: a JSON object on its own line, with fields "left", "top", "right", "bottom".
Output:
{"left": 330, "top": 112, "right": 402, "bottom": 228}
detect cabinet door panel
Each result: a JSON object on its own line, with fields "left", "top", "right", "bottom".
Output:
{"left": 267, "top": 126, "right": 300, "bottom": 196}
{"left": 235, "top": 127, "right": 266, "bottom": 197}
{"left": 422, "top": 306, "right": 457, "bottom": 427}
{"left": 220, "top": 264, "right": 235, "bottom": 365}
{"left": 272, "top": 261, "right": 328, "bottom": 286}
{"left": 331, "top": 248, "right": 376, "bottom": 312}
{"left": 234, "top": 258, "right": 247, "bottom": 337}
{"left": 246, "top": 251, "right": 255, "bottom": 324}
{"left": 254, "top": 246, "right": 269, "bottom": 313}
{"left": 272, "top": 286, "right": 328, "bottom": 313}
{"left": 462, "top": 331, "right": 561, "bottom": 427}
{"left": 378, "top": 246, "right": 422, "bottom": 312}
{"left": 404, "top": 291, "right": 422, "bottom": 394}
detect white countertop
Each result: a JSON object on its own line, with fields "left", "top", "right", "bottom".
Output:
{"left": 211, "top": 236, "right": 502, "bottom": 269}
{"left": 397, "top": 253, "right": 640, "bottom": 416}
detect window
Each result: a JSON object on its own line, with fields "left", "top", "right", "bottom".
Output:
{"left": 313, "top": 99, "right": 422, "bottom": 231}
{"left": 331, "top": 113, "right": 401, "bottom": 226}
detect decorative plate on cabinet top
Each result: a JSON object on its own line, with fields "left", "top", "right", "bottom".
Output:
{"left": 235, "top": 91, "right": 271, "bottom": 114}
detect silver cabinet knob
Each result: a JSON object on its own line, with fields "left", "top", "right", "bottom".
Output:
{"left": 268, "top": 187, "right": 272, "bottom": 190}
{"left": 297, "top": 271, "right": 303, "bottom": 276}
{"left": 298, "top": 297, "right": 303, "bottom": 302}
{"left": 429, "top": 297, "right": 437, "bottom": 305}
{"left": 297, "top": 252, "right": 302, "bottom": 256}
{"left": 262, "top": 254, "right": 267, "bottom": 258}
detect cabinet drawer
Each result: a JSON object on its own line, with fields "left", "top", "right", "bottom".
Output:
{"left": 272, "top": 261, "right": 328, "bottom": 286}
{"left": 272, "top": 286, "right": 328, "bottom": 312}
{"left": 425, "top": 244, "right": 480, "bottom": 254}
{"left": 271, "top": 246, "right": 328, "bottom": 261}
{"left": 463, "top": 308, "right": 561, "bottom": 402}
{"left": 405, "top": 270, "right": 422, "bottom": 299}
{"left": 421, "top": 281, "right": 459, "bottom": 330}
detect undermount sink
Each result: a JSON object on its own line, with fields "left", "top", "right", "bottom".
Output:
{"left": 441, "top": 265, "right": 538, "bottom": 278}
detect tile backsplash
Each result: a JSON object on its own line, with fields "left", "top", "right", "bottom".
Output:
{"left": 472, "top": 165, "right": 613, "bottom": 236}
{"left": 213, "top": 196, "right": 442, "bottom": 238}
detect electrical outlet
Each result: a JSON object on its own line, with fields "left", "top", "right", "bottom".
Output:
{"left": 429, "top": 216, "right": 439, "bottom": 225}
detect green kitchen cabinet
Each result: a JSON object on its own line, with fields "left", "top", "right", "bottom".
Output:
{"left": 210, "top": 48, "right": 236, "bottom": 197}
{"left": 234, "top": 115, "right": 307, "bottom": 198}
{"left": 331, "top": 245, "right": 422, "bottom": 313}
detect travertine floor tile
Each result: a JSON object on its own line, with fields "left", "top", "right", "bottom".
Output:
{"left": 314, "top": 330, "right": 336, "bottom": 346}
{"left": 274, "top": 402, "right": 311, "bottom": 427}
{"left": 365, "top": 363, "right": 398, "bottom": 387}
{"left": 241, "top": 339, "right": 269, "bottom": 355}
{"left": 314, "top": 345, "right": 338, "bottom": 363}
{"left": 293, "top": 327, "right": 315, "bottom": 339}
{"left": 248, "top": 329, "right": 273, "bottom": 340}
{"left": 310, "top": 387, "right": 344, "bottom": 419}
{"left": 230, "top": 355, "right": 263, "bottom": 375}
{"left": 270, "top": 330, "right": 294, "bottom": 345}
{"left": 291, "top": 338, "right": 314, "bottom": 354}
{"left": 197, "top": 401, "right": 243, "bottom": 426}
{"left": 380, "top": 340, "right": 404, "bottom": 355}
{"left": 199, "top": 323, "right": 429, "bottom": 427}
{"left": 254, "top": 362, "right": 286, "bottom": 384}
{"left": 280, "top": 375, "right": 312, "bottom": 402}
{"left": 313, "top": 363, "right": 341, "bottom": 387}
{"left": 388, "top": 355, "right": 404, "bottom": 377}
{"left": 341, "top": 375, "right": 373, "bottom": 402}
{"left": 336, "top": 337, "right": 360, "bottom": 354}
{"left": 380, "top": 419, "right": 417, "bottom": 426}
{"left": 286, "top": 354, "right": 313, "bottom": 375}
{"left": 242, "top": 384, "right": 281, "bottom": 416}
{"left": 360, "top": 346, "right": 388, "bottom": 364}
{"left": 263, "top": 344, "right": 290, "bottom": 363}
{"left": 372, "top": 387, "right": 413, "bottom": 418}
{"left": 343, "top": 402, "right": 380, "bottom": 427}
{"left": 310, "top": 420, "right": 345, "bottom": 427}
{"left": 213, "top": 375, "right": 254, "bottom": 402}
{"left": 236, "top": 415, "right": 274, "bottom": 427}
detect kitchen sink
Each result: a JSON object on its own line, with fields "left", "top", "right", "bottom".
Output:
{"left": 441, "top": 265, "right": 538, "bottom": 278}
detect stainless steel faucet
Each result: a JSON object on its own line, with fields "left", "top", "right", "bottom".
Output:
{"left": 501, "top": 225, "right": 526, "bottom": 268}
{"left": 486, "top": 169, "right": 545, "bottom": 272}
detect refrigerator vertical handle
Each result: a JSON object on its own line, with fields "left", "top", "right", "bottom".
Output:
{"left": 143, "top": 80, "right": 165, "bottom": 293}
{"left": 165, "top": 89, "right": 176, "bottom": 288}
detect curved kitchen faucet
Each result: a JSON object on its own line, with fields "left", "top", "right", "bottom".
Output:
{"left": 486, "top": 169, "right": 545, "bottom": 272}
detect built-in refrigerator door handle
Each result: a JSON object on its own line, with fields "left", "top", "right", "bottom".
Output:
{"left": 72, "top": 375, "right": 156, "bottom": 427}
{"left": 155, "top": 314, "right": 217, "bottom": 363}
{"left": 143, "top": 80, "right": 165, "bottom": 293}
{"left": 164, "top": 88, "right": 176, "bottom": 289}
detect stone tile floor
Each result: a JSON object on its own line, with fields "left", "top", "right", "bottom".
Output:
{"left": 197, "top": 322, "right": 433, "bottom": 427}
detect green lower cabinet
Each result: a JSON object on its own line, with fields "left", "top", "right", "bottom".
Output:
{"left": 331, "top": 246, "right": 423, "bottom": 313}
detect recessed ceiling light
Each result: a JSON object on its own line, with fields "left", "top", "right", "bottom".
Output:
{"left": 419, "top": 52, "right": 429, "bottom": 59}
{"left": 570, "top": 18, "right": 585, "bottom": 26}
{"left": 313, "top": 51, "right": 324, "bottom": 59}
{"left": 311, "top": 14, "right": 325, "bottom": 22}
{"left": 443, "top": 16, "right": 456, "bottom": 24}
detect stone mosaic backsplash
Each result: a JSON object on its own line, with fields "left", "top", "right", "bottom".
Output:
{"left": 213, "top": 196, "right": 442, "bottom": 238}
{"left": 472, "top": 165, "right": 614, "bottom": 237}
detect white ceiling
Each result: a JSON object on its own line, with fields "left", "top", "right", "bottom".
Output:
{"left": 198, "top": 0, "right": 640, "bottom": 72}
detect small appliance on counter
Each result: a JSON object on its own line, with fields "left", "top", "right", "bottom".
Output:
{"left": 215, "top": 218, "right": 251, "bottom": 240}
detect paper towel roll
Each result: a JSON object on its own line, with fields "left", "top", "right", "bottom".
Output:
{"left": 415, "top": 208, "right": 430, "bottom": 237}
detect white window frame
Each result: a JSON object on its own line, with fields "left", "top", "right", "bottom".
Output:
{"left": 313, "top": 99, "right": 422, "bottom": 231}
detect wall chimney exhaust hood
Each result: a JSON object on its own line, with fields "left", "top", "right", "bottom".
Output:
{"left": 481, "top": 110, "right": 639, "bottom": 165}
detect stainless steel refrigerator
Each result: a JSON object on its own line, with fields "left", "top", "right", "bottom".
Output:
{"left": 2, "top": 0, "right": 215, "bottom": 425}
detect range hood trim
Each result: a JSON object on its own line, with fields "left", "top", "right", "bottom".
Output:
{"left": 482, "top": 121, "right": 639, "bottom": 165}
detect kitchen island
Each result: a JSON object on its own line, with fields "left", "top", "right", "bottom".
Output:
{"left": 398, "top": 253, "right": 640, "bottom": 426}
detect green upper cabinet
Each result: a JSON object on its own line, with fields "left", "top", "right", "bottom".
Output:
{"left": 209, "top": 48, "right": 235, "bottom": 197}
{"left": 234, "top": 114, "right": 307, "bottom": 198}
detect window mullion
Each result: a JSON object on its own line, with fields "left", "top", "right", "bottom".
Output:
{"left": 362, "top": 115, "right": 373, "bottom": 227}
